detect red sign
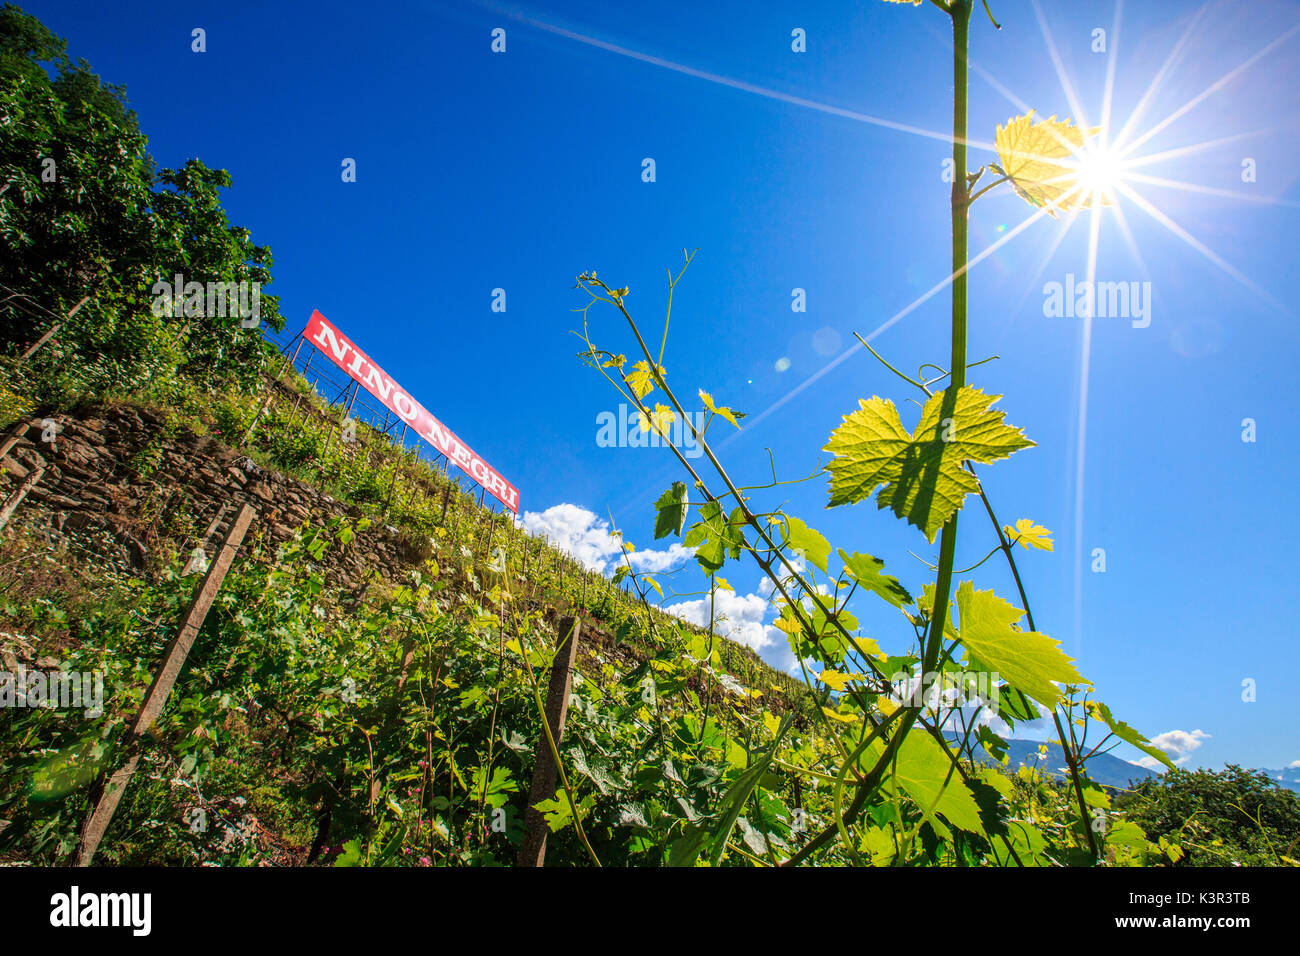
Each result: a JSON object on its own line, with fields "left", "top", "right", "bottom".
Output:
{"left": 303, "top": 310, "right": 520, "bottom": 513}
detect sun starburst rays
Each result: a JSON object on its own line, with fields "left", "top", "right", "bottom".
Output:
{"left": 500, "top": 0, "right": 1299, "bottom": 583}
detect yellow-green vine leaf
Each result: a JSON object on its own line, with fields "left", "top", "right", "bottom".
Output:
{"left": 699, "top": 389, "right": 744, "bottom": 428}
{"left": 954, "top": 581, "right": 1084, "bottom": 708}
{"left": 817, "top": 669, "right": 870, "bottom": 692}
{"left": 892, "top": 731, "right": 986, "bottom": 836}
{"left": 994, "top": 111, "right": 1097, "bottom": 217}
{"left": 1088, "top": 700, "right": 1175, "bottom": 770}
{"left": 1004, "top": 518, "right": 1053, "bottom": 551}
{"left": 534, "top": 790, "right": 594, "bottom": 833}
{"left": 822, "top": 705, "right": 860, "bottom": 723}
{"left": 637, "top": 402, "right": 676, "bottom": 437}
{"left": 824, "top": 386, "right": 1034, "bottom": 542}
{"left": 771, "top": 607, "right": 803, "bottom": 636}
{"left": 626, "top": 360, "right": 664, "bottom": 400}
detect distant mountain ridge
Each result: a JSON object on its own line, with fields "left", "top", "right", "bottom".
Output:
{"left": 945, "top": 735, "right": 1158, "bottom": 788}
{"left": 1258, "top": 765, "right": 1300, "bottom": 794}
{"left": 952, "top": 737, "right": 1300, "bottom": 793}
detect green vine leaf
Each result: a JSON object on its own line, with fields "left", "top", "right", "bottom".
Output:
{"left": 838, "top": 549, "right": 912, "bottom": 609}
{"left": 824, "top": 386, "right": 1034, "bottom": 541}
{"left": 954, "top": 581, "right": 1084, "bottom": 708}
{"left": 891, "top": 730, "right": 986, "bottom": 836}
{"left": 705, "top": 711, "right": 795, "bottom": 866}
{"left": 653, "top": 481, "right": 689, "bottom": 539}
{"left": 1088, "top": 700, "right": 1175, "bottom": 770}
{"left": 784, "top": 516, "right": 830, "bottom": 573}
{"left": 683, "top": 501, "right": 743, "bottom": 573}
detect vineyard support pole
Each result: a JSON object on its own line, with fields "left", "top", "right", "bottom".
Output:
{"left": 183, "top": 502, "right": 231, "bottom": 576}
{"left": 19, "top": 296, "right": 89, "bottom": 362}
{"left": 518, "top": 615, "right": 581, "bottom": 867}
{"left": 383, "top": 457, "right": 402, "bottom": 516}
{"left": 241, "top": 336, "right": 301, "bottom": 448}
{"left": 71, "top": 503, "right": 256, "bottom": 866}
{"left": 0, "top": 457, "right": 46, "bottom": 534}
{"left": 321, "top": 382, "right": 355, "bottom": 459}
{"left": 0, "top": 421, "right": 31, "bottom": 464}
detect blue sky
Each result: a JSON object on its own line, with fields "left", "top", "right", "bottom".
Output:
{"left": 26, "top": 0, "right": 1300, "bottom": 772}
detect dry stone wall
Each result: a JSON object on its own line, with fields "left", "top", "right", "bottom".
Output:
{"left": 0, "top": 403, "right": 430, "bottom": 584}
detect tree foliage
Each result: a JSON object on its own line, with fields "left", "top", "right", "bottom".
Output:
{"left": 1118, "top": 767, "right": 1300, "bottom": 867}
{"left": 0, "top": 3, "right": 282, "bottom": 403}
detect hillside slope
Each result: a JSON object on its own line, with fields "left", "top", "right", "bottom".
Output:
{"left": 0, "top": 369, "right": 818, "bottom": 865}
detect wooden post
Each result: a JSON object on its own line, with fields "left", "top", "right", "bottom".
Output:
{"left": 183, "top": 502, "right": 230, "bottom": 575}
{"left": 71, "top": 503, "right": 256, "bottom": 866}
{"left": 240, "top": 337, "right": 299, "bottom": 448}
{"left": 518, "top": 615, "right": 581, "bottom": 867}
{"left": 0, "top": 421, "right": 31, "bottom": 464}
{"left": 321, "top": 387, "right": 352, "bottom": 459}
{"left": 383, "top": 459, "right": 402, "bottom": 516}
{"left": 0, "top": 458, "right": 45, "bottom": 534}
{"left": 19, "top": 296, "right": 89, "bottom": 362}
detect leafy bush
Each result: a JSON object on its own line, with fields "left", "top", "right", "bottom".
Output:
{"left": 1117, "top": 767, "right": 1300, "bottom": 866}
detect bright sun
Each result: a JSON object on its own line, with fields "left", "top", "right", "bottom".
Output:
{"left": 1073, "top": 144, "right": 1126, "bottom": 203}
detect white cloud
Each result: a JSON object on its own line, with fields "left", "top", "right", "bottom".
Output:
{"left": 520, "top": 503, "right": 693, "bottom": 574}
{"left": 521, "top": 504, "right": 623, "bottom": 572}
{"left": 1134, "top": 728, "right": 1211, "bottom": 769}
{"left": 664, "top": 588, "right": 780, "bottom": 653}
{"left": 627, "top": 543, "right": 694, "bottom": 573}
{"left": 757, "top": 558, "right": 806, "bottom": 597}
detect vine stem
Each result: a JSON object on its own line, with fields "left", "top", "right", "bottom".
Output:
{"left": 922, "top": 0, "right": 972, "bottom": 684}
{"left": 970, "top": 473, "right": 1101, "bottom": 861}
